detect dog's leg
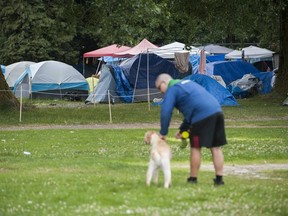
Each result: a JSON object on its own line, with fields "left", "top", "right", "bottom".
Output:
{"left": 146, "top": 159, "right": 155, "bottom": 186}
{"left": 152, "top": 167, "right": 159, "bottom": 185}
{"left": 162, "top": 159, "right": 172, "bottom": 188}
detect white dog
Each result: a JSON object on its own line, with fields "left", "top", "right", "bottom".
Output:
{"left": 144, "top": 131, "right": 172, "bottom": 188}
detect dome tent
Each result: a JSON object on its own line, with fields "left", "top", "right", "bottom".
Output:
{"left": 4, "top": 61, "right": 35, "bottom": 88}
{"left": 14, "top": 60, "right": 89, "bottom": 99}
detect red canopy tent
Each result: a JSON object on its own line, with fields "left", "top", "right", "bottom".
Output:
{"left": 114, "top": 38, "right": 158, "bottom": 57}
{"left": 82, "top": 44, "right": 131, "bottom": 76}
{"left": 83, "top": 44, "right": 131, "bottom": 58}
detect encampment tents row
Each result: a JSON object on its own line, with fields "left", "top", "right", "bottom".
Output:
{"left": 1, "top": 39, "right": 276, "bottom": 103}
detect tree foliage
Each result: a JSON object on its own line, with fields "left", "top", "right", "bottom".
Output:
{"left": 0, "top": 0, "right": 287, "bottom": 95}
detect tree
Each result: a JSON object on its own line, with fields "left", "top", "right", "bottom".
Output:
{"left": 0, "top": 0, "right": 78, "bottom": 65}
{"left": 274, "top": 1, "right": 288, "bottom": 96}
{"left": 0, "top": 72, "right": 19, "bottom": 111}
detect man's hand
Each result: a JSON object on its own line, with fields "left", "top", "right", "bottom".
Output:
{"left": 175, "top": 131, "right": 182, "bottom": 139}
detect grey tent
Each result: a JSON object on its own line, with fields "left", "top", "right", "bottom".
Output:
{"left": 85, "top": 64, "right": 121, "bottom": 104}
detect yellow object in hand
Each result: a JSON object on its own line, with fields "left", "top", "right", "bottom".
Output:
{"left": 182, "top": 131, "right": 189, "bottom": 139}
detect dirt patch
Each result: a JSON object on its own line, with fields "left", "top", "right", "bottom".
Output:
{"left": 1, "top": 122, "right": 288, "bottom": 131}
{"left": 174, "top": 163, "right": 288, "bottom": 179}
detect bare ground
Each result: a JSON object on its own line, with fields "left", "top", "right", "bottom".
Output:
{"left": 174, "top": 163, "right": 288, "bottom": 179}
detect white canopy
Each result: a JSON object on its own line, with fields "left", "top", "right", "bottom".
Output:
{"left": 225, "top": 45, "right": 274, "bottom": 59}
{"left": 151, "top": 41, "right": 201, "bottom": 59}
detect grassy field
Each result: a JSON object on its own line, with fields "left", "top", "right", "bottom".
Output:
{"left": 0, "top": 95, "right": 288, "bottom": 215}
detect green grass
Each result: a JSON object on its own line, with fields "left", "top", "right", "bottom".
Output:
{"left": 0, "top": 94, "right": 287, "bottom": 126}
{"left": 0, "top": 95, "right": 288, "bottom": 215}
{"left": 0, "top": 128, "right": 288, "bottom": 215}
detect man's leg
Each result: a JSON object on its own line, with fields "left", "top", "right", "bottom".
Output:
{"left": 211, "top": 147, "right": 224, "bottom": 185}
{"left": 188, "top": 147, "right": 201, "bottom": 183}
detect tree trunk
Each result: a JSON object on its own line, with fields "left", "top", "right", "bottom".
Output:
{"left": 275, "top": 2, "right": 288, "bottom": 97}
{"left": 0, "top": 71, "right": 20, "bottom": 110}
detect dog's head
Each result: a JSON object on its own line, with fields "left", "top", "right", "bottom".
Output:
{"left": 144, "top": 131, "right": 157, "bottom": 145}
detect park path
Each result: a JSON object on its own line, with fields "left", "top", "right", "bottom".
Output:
{"left": 1, "top": 122, "right": 288, "bottom": 131}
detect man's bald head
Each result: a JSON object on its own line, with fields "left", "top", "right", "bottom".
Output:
{"left": 155, "top": 74, "right": 172, "bottom": 88}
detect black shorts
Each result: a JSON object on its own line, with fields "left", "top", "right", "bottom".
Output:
{"left": 189, "top": 112, "right": 227, "bottom": 148}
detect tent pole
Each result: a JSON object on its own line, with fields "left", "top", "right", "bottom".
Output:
{"left": 19, "top": 86, "right": 22, "bottom": 123}
{"left": 95, "top": 58, "right": 102, "bottom": 74}
{"left": 133, "top": 54, "right": 142, "bottom": 103}
{"left": 147, "top": 51, "right": 150, "bottom": 111}
{"left": 108, "top": 90, "right": 112, "bottom": 123}
{"left": 83, "top": 57, "right": 85, "bottom": 77}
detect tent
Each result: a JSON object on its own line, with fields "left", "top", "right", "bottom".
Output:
{"left": 1, "top": 65, "right": 5, "bottom": 74}
{"left": 225, "top": 45, "right": 274, "bottom": 61}
{"left": 197, "top": 44, "right": 234, "bottom": 54}
{"left": 13, "top": 60, "right": 89, "bottom": 99}
{"left": 120, "top": 53, "right": 183, "bottom": 89}
{"left": 83, "top": 44, "right": 131, "bottom": 77}
{"left": 83, "top": 44, "right": 131, "bottom": 58}
{"left": 86, "top": 53, "right": 184, "bottom": 104}
{"left": 194, "top": 60, "right": 260, "bottom": 85}
{"left": 184, "top": 74, "right": 238, "bottom": 106}
{"left": 151, "top": 41, "right": 201, "bottom": 59}
{"left": 85, "top": 64, "right": 121, "bottom": 104}
{"left": 114, "top": 38, "right": 158, "bottom": 57}
{"left": 4, "top": 61, "right": 35, "bottom": 88}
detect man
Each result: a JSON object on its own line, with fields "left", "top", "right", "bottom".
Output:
{"left": 155, "top": 73, "right": 226, "bottom": 185}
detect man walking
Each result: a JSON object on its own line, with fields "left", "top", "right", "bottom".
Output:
{"left": 155, "top": 73, "right": 226, "bottom": 185}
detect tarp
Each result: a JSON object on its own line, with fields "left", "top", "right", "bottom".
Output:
{"left": 197, "top": 44, "right": 234, "bottom": 54}
{"left": 83, "top": 44, "right": 131, "bottom": 58}
{"left": 120, "top": 53, "right": 183, "bottom": 89}
{"left": 194, "top": 61, "right": 260, "bottom": 85}
{"left": 14, "top": 60, "right": 89, "bottom": 99}
{"left": 252, "top": 72, "right": 273, "bottom": 94}
{"left": 86, "top": 77, "right": 99, "bottom": 93}
{"left": 4, "top": 61, "right": 35, "bottom": 88}
{"left": 185, "top": 74, "right": 238, "bottom": 106}
{"left": 190, "top": 54, "right": 225, "bottom": 72}
{"left": 114, "top": 38, "right": 158, "bottom": 57}
{"left": 227, "top": 72, "right": 273, "bottom": 97}
{"left": 225, "top": 45, "right": 274, "bottom": 60}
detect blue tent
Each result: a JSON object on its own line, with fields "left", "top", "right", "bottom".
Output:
{"left": 120, "top": 53, "right": 186, "bottom": 89}
{"left": 185, "top": 74, "right": 238, "bottom": 106}
{"left": 194, "top": 61, "right": 260, "bottom": 85}
{"left": 1, "top": 65, "right": 5, "bottom": 74}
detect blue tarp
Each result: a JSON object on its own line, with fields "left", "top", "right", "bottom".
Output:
{"left": 185, "top": 74, "right": 239, "bottom": 106}
{"left": 190, "top": 54, "right": 225, "bottom": 72}
{"left": 194, "top": 61, "right": 260, "bottom": 85}
{"left": 111, "top": 65, "right": 133, "bottom": 102}
{"left": 120, "top": 53, "right": 184, "bottom": 89}
{"left": 252, "top": 72, "right": 273, "bottom": 94}
{"left": 227, "top": 72, "right": 273, "bottom": 98}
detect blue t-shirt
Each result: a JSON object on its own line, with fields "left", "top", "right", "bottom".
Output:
{"left": 160, "top": 79, "right": 222, "bottom": 136}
